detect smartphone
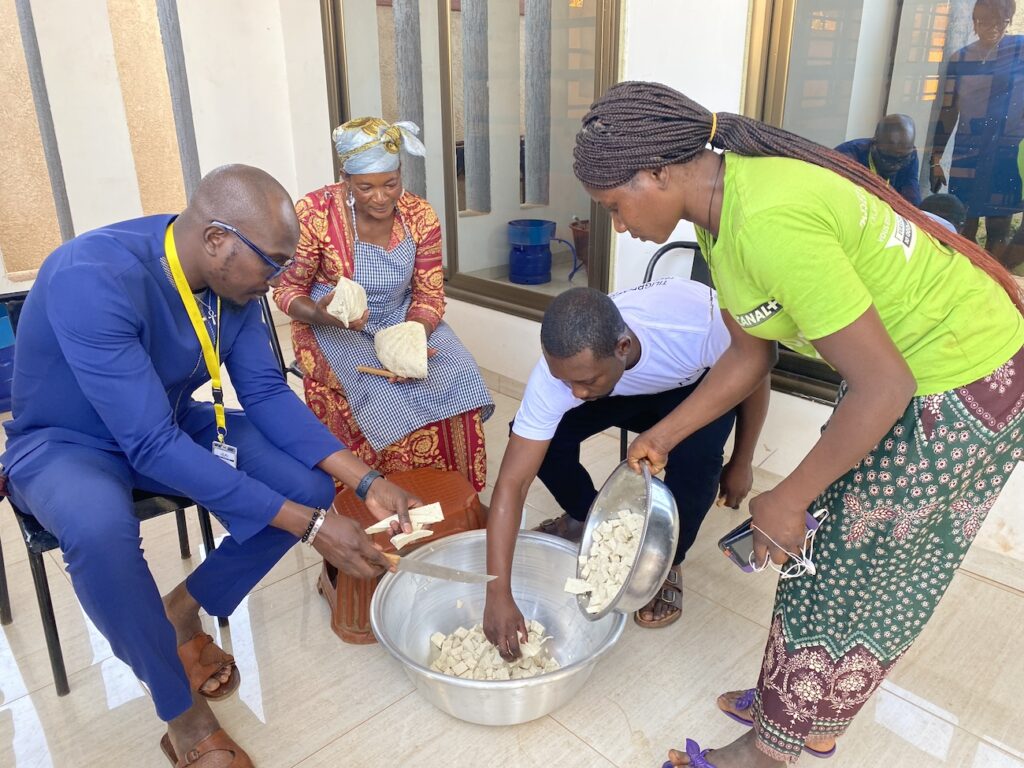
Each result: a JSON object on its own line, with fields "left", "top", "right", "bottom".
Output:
{"left": 718, "top": 509, "right": 827, "bottom": 572}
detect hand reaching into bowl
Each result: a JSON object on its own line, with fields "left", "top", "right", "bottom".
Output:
{"left": 483, "top": 591, "right": 529, "bottom": 661}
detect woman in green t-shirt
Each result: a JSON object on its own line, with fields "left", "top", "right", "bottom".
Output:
{"left": 574, "top": 81, "right": 1024, "bottom": 768}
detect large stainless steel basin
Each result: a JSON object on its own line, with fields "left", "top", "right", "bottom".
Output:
{"left": 370, "top": 530, "right": 626, "bottom": 725}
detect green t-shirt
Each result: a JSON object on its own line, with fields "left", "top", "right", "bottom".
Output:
{"left": 696, "top": 154, "right": 1024, "bottom": 396}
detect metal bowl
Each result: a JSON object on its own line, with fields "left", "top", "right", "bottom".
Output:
{"left": 576, "top": 460, "right": 680, "bottom": 620}
{"left": 370, "top": 530, "right": 626, "bottom": 726}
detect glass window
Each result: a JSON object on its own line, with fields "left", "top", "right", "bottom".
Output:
{"left": 328, "top": 0, "right": 618, "bottom": 318}
{"left": 770, "top": 0, "right": 1024, "bottom": 264}
{"left": 447, "top": 0, "right": 597, "bottom": 299}
{"left": 754, "top": 0, "right": 1024, "bottom": 399}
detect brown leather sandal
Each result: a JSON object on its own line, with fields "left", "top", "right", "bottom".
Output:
{"left": 532, "top": 514, "right": 585, "bottom": 543}
{"left": 177, "top": 633, "right": 240, "bottom": 701}
{"left": 633, "top": 566, "right": 683, "bottom": 628}
{"left": 160, "top": 730, "right": 254, "bottom": 767}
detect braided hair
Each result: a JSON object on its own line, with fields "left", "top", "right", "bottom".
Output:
{"left": 573, "top": 81, "right": 1024, "bottom": 314}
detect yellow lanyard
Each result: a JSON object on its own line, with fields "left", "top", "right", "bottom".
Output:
{"left": 868, "top": 153, "right": 891, "bottom": 187}
{"left": 164, "top": 224, "right": 227, "bottom": 443}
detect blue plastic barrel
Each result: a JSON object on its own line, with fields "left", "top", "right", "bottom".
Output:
{"left": 508, "top": 219, "right": 556, "bottom": 285}
{"left": 0, "top": 305, "right": 15, "bottom": 413}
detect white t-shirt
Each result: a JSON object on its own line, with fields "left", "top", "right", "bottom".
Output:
{"left": 513, "top": 276, "right": 731, "bottom": 441}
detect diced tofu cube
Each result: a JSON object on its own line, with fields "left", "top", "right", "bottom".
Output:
{"left": 564, "top": 577, "right": 593, "bottom": 594}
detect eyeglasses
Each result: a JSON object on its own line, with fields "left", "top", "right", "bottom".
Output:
{"left": 973, "top": 16, "right": 1010, "bottom": 31}
{"left": 211, "top": 220, "right": 294, "bottom": 279}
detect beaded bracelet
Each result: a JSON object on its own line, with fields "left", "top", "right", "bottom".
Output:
{"left": 300, "top": 508, "right": 327, "bottom": 545}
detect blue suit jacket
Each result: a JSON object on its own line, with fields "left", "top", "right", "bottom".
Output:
{"left": 2, "top": 215, "right": 342, "bottom": 540}
{"left": 834, "top": 137, "right": 922, "bottom": 206}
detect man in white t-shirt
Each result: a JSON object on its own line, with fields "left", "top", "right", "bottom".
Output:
{"left": 483, "top": 278, "right": 770, "bottom": 656}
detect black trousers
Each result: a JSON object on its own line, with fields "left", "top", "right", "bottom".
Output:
{"left": 533, "top": 380, "right": 736, "bottom": 565}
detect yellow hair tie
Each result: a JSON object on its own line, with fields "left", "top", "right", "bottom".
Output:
{"left": 709, "top": 112, "right": 718, "bottom": 145}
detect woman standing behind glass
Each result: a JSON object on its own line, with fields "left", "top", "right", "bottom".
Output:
{"left": 929, "top": 0, "right": 1024, "bottom": 253}
{"left": 273, "top": 117, "right": 493, "bottom": 491}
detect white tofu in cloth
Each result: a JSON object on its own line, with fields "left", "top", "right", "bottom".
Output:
{"left": 325, "top": 276, "right": 368, "bottom": 327}
{"left": 374, "top": 321, "right": 428, "bottom": 379}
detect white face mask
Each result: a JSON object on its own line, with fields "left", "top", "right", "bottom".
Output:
{"left": 748, "top": 509, "right": 829, "bottom": 579}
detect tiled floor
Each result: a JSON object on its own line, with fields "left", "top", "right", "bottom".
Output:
{"left": 2, "top": 319, "right": 1024, "bottom": 766}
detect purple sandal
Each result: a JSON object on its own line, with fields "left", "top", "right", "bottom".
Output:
{"left": 719, "top": 688, "right": 756, "bottom": 727}
{"left": 718, "top": 689, "right": 837, "bottom": 759}
{"left": 661, "top": 739, "right": 718, "bottom": 768}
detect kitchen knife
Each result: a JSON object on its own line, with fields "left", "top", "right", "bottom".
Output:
{"left": 383, "top": 552, "right": 495, "bottom": 584}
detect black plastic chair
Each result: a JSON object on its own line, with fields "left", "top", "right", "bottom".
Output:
{"left": 0, "top": 289, "right": 222, "bottom": 696}
{"left": 619, "top": 241, "right": 712, "bottom": 461}
{"left": 259, "top": 296, "right": 304, "bottom": 380}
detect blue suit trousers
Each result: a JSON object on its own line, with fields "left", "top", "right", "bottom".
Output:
{"left": 6, "top": 405, "right": 335, "bottom": 720}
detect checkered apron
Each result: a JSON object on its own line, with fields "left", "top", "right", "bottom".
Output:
{"left": 310, "top": 206, "right": 493, "bottom": 451}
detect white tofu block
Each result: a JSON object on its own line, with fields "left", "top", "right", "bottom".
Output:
{"left": 563, "top": 577, "right": 594, "bottom": 594}
{"left": 364, "top": 515, "right": 399, "bottom": 534}
{"left": 325, "top": 276, "right": 368, "bottom": 327}
{"left": 390, "top": 528, "right": 434, "bottom": 550}
{"left": 410, "top": 501, "right": 445, "bottom": 524}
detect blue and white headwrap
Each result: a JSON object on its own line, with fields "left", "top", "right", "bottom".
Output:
{"left": 332, "top": 117, "right": 427, "bottom": 175}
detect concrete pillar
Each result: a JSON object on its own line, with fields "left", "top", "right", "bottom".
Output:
{"left": 461, "top": 0, "right": 490, "bottom": 211}
{"left": 393, "top": 0, "right": 426, "bottom": 196}
{"left": 524, "top": 0, "right": 551, "bottom": 204}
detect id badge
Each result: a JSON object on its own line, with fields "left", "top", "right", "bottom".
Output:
{"left": 212, "top": 441, "right": 238, "bottom": 468}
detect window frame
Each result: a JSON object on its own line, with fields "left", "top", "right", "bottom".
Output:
{"left": 742, "top": 0, "right": 845, "bottom": 404}
{"left": 319, "top": 0, "right": 621, "bottom": 322}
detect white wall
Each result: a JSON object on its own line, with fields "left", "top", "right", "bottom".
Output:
{"left": 445, "top": 298, "right": 541, "bottom": 385}
{"left": 179, "top": 0, "right": 332, "bottom": 201}
{"left": 278, "top": 0, "right": 336, "bottom": 196}
{"left": 611, "top": 0, "right": 750, "bottom": 291}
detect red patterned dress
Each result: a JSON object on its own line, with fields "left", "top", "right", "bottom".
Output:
{"left": 273, "top": 184, "right": 487, "bottom": 490}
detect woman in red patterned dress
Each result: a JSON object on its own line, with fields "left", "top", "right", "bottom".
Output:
{"left": 273, "top": 118, "right": 492, "bottom": 491}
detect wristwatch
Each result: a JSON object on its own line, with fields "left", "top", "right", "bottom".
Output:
{"left": 355, "top": 469, "right": 383, "bottom": 501}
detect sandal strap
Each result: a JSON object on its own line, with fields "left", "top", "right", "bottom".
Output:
{"left": 685, "top": 739, "right": 717, "bottom": 768}
{"left": 661, "top": 568, "right": 683, "bottom": 598}
{"left": 181, "top": 729, "right": 251, "bottom": 767}
{"left": 659, "top": 586, "right": 682, "bottom": 607}
{"left": 648, "top": 568, "right": 684, "bottom": 609}
{"left": 665, "top": 566, "right": 681, "bottom": 587}
{"left": 177, "top": 633, "right": 235, "bottom": 693}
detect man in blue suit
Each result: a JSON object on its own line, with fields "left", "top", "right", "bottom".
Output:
{"left": 835, "top": 114, "right": 922, "bottom": 205}
{"left": 1, "top": 165, "right": 416, "bottom": 766}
